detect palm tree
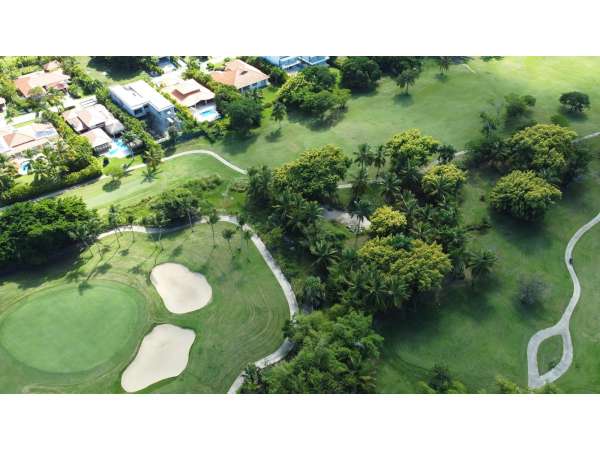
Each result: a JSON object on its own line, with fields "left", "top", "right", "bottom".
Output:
{"left": 382, "top": 172, "right": 402, "bottom": 203}
{"left": 237, "top": 215, "right": 247, "bottom": 250}
{"left": 424, "top": 175, "right": 453, "bottom": 202}
{"left": 354, "top": 143, "right": 373, "bottom": 169}
{"left": 308, "top": 238, "right": 339, "bottom": 273}
{"left": 208, "top": 210, "right": 219, "bottom": 247}
{"left": 126, "top": 213, "right": 136, "bottom": 241}
{"left": 396, "top": 67, "right": 421, "bottom": 94}
{"left": 437, "top": 56, "right": 451, "bottom": 76}
{"left": 300, "top": 276, "right": 326, "bottom": 310}
{"left": 0, "top": 154, "right": 17, "bottom": 192}
{"left": 153, "top": 212, "right": 170, "bottom": 248}
{"left": 222, "top": 228, "right": 236, "bottom": 256}
{"left": 68, "top": 221, "right": 98, "bottom": 257}
{"left": 144, "top": 144, "right": 164, "bottom": 173}
{"left": 372, "top": 145, "right": 387, "bottom": 179}
{"left": 350, "top": 166, "right": 369, "bottom": 201}
{"left": 466, "top": 249, "right": 498, "bottom": 285}
{"left": 271, "top": 101, "right": 287, "bottom": 130}
{"left": 302, "top": 201, "right": 323, "bottom": 226}
{"left": 349, "top": 198, "right": 373, "bottom": 247}
{"left": 242, "top": 229, "right": 252, "bottom": 258}
{"left": 108, "top": 204, "right": 121, "bottom": 245}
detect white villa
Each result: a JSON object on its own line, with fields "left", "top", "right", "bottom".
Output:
{"left": 109, "top": 80, "right": 177, "bottom": 135}
{"left": 263, "top": 56, "right": 329, "bottom": 71}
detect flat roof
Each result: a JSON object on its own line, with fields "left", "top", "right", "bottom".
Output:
{"left": 110, "top": 80, "right": 173, "bottom": 112}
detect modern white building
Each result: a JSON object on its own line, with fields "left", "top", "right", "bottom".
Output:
{"left": 263, "top": 56, "right": 329, "bottom": 71}
{"left": 109, "top": 80, "right": 177, "bottom": 135}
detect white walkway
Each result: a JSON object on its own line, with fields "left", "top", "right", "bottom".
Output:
{"left": 527, "top": 212, "right": 600, "bottom": 388}
{"left": 99, "top": 215, "right": 298, "bottom": 394}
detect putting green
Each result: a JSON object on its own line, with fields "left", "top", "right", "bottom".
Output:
{"left": 0, "top": 282, "right": 144, "bottom": 374}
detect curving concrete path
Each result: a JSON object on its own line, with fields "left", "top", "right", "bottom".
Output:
{"left": 527, "top": 211, "right": 600, "bottom": 389}
{"left": 99, "top": 214, "right": 298, "bottom": 394}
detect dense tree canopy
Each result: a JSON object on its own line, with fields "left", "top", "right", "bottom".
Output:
{"left": 385, "top": 129, "right": 441, "bottom": 172}
{"left": 340, "top": 57, "right": 382, "bottom": 91}
{"left": 489, "top": 170, "right": 562, "bottom": 221}
{"left": 243, "top": 310, "right": 383, "bottom": 394}
{"left": 422, "top": 164, "right": 467, "bottom": 199}
{"left": 273, "top": 145, "right": 352, "bottom": 201}
{"left": 369, "top": 206, "right": 407, "bottom": 237}
{"left": 559, "top": 91, "right": 590, "bottom": 113}
{"left": 0, "top": 197, "right": 100, "bottom": 269}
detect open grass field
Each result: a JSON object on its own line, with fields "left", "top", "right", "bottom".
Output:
{"left": 75, "top": 56, "right": 149, "bottom": 85}
{"left": 375, "top": 138, "right": 600, "bottom": 393}
{"left": 55, "top": 154, "right": 246, "bottom": 214}
{"left": 0, "top": 222, "right": 289, "bottom": 393}
{"left": 177, "top": 57, "right": 600, "bottom": 170}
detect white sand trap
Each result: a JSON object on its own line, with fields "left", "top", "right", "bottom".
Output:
{"left": 121, "top": 324, "right": 195, "bottom": 393}
{"left": 150, "top": 263, "right": 212, "bottom": 314}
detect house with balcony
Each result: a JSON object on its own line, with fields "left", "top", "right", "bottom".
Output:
{"left": 160, "top": 76, "right": 219, "bottom": 122}
{"left": 210, "top": 59, "right": 269, "bottom": 92}
{"left": 263, "top": 56, "right": 329, "bottom": 71}
{"left": 109, "top": 80, "right": 177, "bottom": 135}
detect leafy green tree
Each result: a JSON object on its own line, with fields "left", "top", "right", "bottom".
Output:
{"left": 247, "top": 165, "right": 273, "bottom": 208}
{"left": 271, "top": 100, "right": 287, "bottom": 129}
{"left": 559, "top": 91, "right": 590, "bottom": 114}
{"left": 369, "top": 206, "right": 407, "bottom": 237}
{"left": 370, "top": 56, "right": 423, "bottom": 76}
{"left": 273, "top": 145, "right": 352, "bottom": 201}
{"left": 150, "top": 187, "right": 198, "bottom": 225}
{"left": 105, "top": 164, "right": 126, "bottom": 184}
{"left": 422, "top": 164, "right": 467, "bottom": 200}
{"left": 437, "top": 144, "right": 456, "bottom": 164}
{"left": 384, "top": 129, "right": 440, "bottom": 173}
{"left": 0, "top": 154, "right": 17, "bottom": 193}
{"left": 396, "top": 66, "right": 421, "bottom": 94}
{"left": 225, "top": 95, "right": 263, "bottom": 134}
{"left": 490, "top": 170, "right": 562, "bottom": 221}
{"left": 300, "top": 65, "right": 336, "bottom": 91}
{"left": 504, "top": 93, "right": 536, "bottom": 122}
{"left": 340, "top": 57, "right": 382, "bottom": 91}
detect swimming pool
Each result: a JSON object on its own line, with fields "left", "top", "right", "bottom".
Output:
{"left": 18, "top": 160, "right": 31, "bottom": 175}
{"left": 106, "top": 139, "right": 132, "bottom": 159}
{"left": 194, "top": 106, "right": 220, "bottom": 122}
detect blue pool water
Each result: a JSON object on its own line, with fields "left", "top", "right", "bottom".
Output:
{"left": 106, "top": 139, "right": 132, "bottom": 158}
{"left": 195, "top": 106, "right": 220, "bottom": 122}
{"left": 19, "top": 160, "right": 31, "bottom": 175}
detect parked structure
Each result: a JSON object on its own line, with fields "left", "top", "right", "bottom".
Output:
{"left": 263, "top": 56, "right": 329, "bottom": 71}
{"left": 0, "top": 123, "right": 59, "bottom": 158}
{"left": 63, "top": 103, "right": 125, "bottom": 154}
{"left": 210, "top": 59, "right": 268, "bottom": 92}
{"left": 109, "top": 80, "right": 177, "bottom": 135}
{"left": 160, "top": 76, "right": 219, "bottom": 122}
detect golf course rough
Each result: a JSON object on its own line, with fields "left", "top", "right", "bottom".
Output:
{"left": 0, "top": 281, "right": 145, "bottom": 374}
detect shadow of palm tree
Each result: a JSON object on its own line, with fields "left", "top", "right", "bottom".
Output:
{"left": 78, "top": 280, "right": 92, "bottom": 295}
{"left": 102, "top": 179, "right": 121, "bottom": 192}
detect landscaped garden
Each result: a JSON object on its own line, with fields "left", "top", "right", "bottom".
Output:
{"left": 0, "top": 222, "right": 289, "bottom": 393}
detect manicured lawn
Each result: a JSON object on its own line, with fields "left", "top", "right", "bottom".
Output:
{"left": 0, "top": 222, "right": 289, "bottom": 393}
{"left": 178, "top": 57, "right": 600, "bottom": 171}
{"left": 56, "top": 154, "right": 246, "bottom": 214}
{"left": 376, "top": 139, "right": 600, "bottom": 393}
{"left": 75, "top": 56, "right": 148, "bottom": 85}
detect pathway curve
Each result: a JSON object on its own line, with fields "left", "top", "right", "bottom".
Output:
{"left": 98, "top": 214, "right": 298, "bottom": 394}
{"left": 527, "top": 211, "right": 600, "bottom": 389}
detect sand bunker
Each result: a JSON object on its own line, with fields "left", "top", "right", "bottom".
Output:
{"left": 121, "top": 324, "right": 195, "bottom": 393}
{"left": 150, "top": 263, "right": 212, "bottom": 314}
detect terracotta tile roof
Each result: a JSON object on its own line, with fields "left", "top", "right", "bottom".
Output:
{"left": 0, "top": 122, "right": 59, "bottom": 155}
{"left": 82, "top": 128, "right": 112, "bottom": 149}
{"left": 43, "top": 60, "right": 61, "bottom": 72}
{"left": 163, "top": 78, "right": 215, "bottom": 107}
{"left": 210, "top": 59, "right": 268, "bottom": 90}
{"left": 14, "top": 70, "right": 71, "bottom": 97}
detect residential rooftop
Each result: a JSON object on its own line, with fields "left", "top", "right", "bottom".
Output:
{"left": 109, "top": 80, "right": 173, "bottom": 113}
{"left": 210, "top": 59, "right": 268, "bottom": 90}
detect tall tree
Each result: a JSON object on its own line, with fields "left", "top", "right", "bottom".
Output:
{"left": 208, "top": 210, "right": 219, "bottom": 247}
{"left": 467, "top": 249, "right": 498, "bottom": 284}
{"left": 372, "top": 145, "right": 387, "bottom": 179}
{"left": 349, "top": 198, "right": 373, "bottom": 247}
{"left": 396, "top": 67, "right": 421, "bottom": 94}
{"left": 271, "top": 100, "right": 287, "bottom": 129}
{"left": 222, "top": 228, "right": 236, "bottom": 255}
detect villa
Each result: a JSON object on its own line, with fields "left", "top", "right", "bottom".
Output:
{"left": 160, "top": 76, "right": 219, "bottom": 122}
{"left": 14, "top": 68, "right": 70, "bottom": 98}
{"left": 263, "top": 56, "right": 329, "bottom": 71}
{"left": 109, "top": 80, "right": 177, "bottom": 135}
{"left": 210, "top": 59, "right": 268, "bottom": 92}
{"left": 63, "top": 103, "right": 125, "bottom": 154}
{"left": 0, "top": 123, "right": 59, "bottom": 159}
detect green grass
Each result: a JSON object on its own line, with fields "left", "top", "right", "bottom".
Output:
{"left": 57, "top": 154, "right": 246, "bottom": 214}
{"left": 75, "top": 56, "right": 148, "bottom": 85}
{"left": 376, "top": 139, "right": 600, "bottom": 393}
{"left": 536, "top": 335, "right": 563, "bottom": 374}
{"left": 0, "top": 282, "right": 145, "bottom": 374}
{"left": 177, "top": 57, "right": 600, "bottom": 171}
{"left": 0, "top": 222, "right": 289, "bottom": 393}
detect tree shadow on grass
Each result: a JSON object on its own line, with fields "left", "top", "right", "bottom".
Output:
{"left": 142, "top": 168, "right": 161, "bottom": 183}
{"left": 393, "top": 93, "right": 414, "bottom": 107}
{"left": 435, "top": 73, "right": 449, "bottom": 82}
{"left": 266, "top": 128, "right": 282, "bottom": 142}
{"left": 102, "top": 179, "right": 122, "bottom": 192}
{"left": 560, "top": 107, "right": 589, "bottom": 124}
{"left": 170, "top": 244, "right": 183, "bottom": 258}
{"left": 78, "top": 280, "right": 92, "bottom": 295}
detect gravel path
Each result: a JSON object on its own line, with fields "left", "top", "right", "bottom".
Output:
{"left": 527, "top": 211, "right": 600, "bottom": 389}
{"left": 99, "top": 215, "right": 298, "bottom": 394}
